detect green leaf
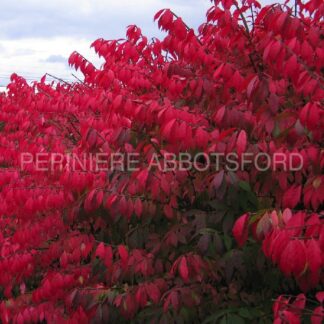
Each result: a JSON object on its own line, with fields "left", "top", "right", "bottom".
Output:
{"left": 238, "top": 308, "right": 252, "bottom": 319}
{"left": 202, "top": 310, "right": 228, "bottom": 324}
{"left": 246, "top": 191, "right": 258, "bottom": 207}
{"left": 238, "top": 181, "right": 251, "bottom": 192}
{"left": 199, "top": 228, "right": 218, "bottom": 235}
{"left": 219, "top": 316, "right": 227, "bottom": 324}
{"left": 223, "top": 234, "right": 232, "bottom": 251}
{"left": 227, "top": 314, "right": 245, "bottom": 324}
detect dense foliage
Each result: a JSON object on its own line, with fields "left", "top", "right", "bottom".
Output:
{"left": 0, "top": 0, "right": 323, "bottom": 322}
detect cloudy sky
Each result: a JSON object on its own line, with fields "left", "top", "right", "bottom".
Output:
{"left": 0, "top": 0, "right": 213, "bottom": 87}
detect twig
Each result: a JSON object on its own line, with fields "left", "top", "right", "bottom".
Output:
{"left": 46, "top": 73, "right": 71, "bottom": 86}
{"left": 251, "top": 4, "right": 255, "bottom": 31}
{"left": 294, "top": 0, "right": 297, "bottom": 17}
{"left": 233, "top": 1, "right": 261, "bottom": 74}
{"left": 233, "top": 1, "right": 250, "bottom": 37}
{"left": 72, "top": 73, "right": 91, "bottom": 89}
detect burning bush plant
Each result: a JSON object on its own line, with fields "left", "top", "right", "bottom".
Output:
{"left": 0, "top": 0, "right": 323, "bottom": 322}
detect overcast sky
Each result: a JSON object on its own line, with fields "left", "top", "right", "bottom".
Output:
{"left": 0, "top": 0, "right": 213, "bottom": 87}
{"left": 0, "top": 0, "right": 287, "bottom": 88}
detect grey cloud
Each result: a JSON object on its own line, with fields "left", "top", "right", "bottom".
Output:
{"left": 0, "top": 0, "right": 208, "bottom": 40}
{"left": 0, "top": 0, "right": 210, "bottom": 86}
{"left": 45, "top": 54, "right": 67, "bottom": 63}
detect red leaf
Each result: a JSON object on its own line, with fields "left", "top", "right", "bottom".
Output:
{"left": 292, "top": 293, "right": 306, "bottom": 312}
{"left": 285, "top": 211, "right": 305, "bottom": 236}
{"left": 104, "top": 194, "right": 118, "bottom": 210}
{"left": 118, "top": 245, "right": 129, "bottom": 268}
{"left": 135, "top": 287, "right": 147, "bottom": 308}
{"left": 112, "top": 95, "right": 123, "bottom": 111}
{"left": 279, "top": 240, "right": 307, "bottom": 277}
{"left": 134, "top": 198, "right": 143, "bottom": 218}
{"left": 282, "top": 185, "right": 302, "bottom": 209}
{"left": 268, "top": 231, "right": 290, "bottom": 263}
{"left": 213, "top": 63, "right": 224, "bottom": 79}
{"left": 232, "top": 213, "right": 249, "bottom": 247}
{"left": 161, "top": 118, "right": 176, "bottom": 140}
{"left": 281, "top": 310, "right": 300, "bottom": 324}
{"left": 87, "top": 129, "right": 97, "bottom": 148}
{"left": 316, "top": 292, "right": 324, "bottom": 303}
{"left": 95, "top": 242, "right": 106, "bottom": 259}
{"left": 246, "top": 75, "right": 258, "bottom": 98}
{"left": 307, "top": 239, "right": 322, "bottom": 276}
{"left": 214, "top": 106, "right": 225, "bottom": 124}
{"left": 195, "top": 127, "right": 208, "bottom": 149}
{"left": 212, "top": 170, "right": 224, "bottom": 190}
{"left": 163, "top": 204, "right": 173, "bottom": 219}
{"left": 269, "top": 41, "right": 282, "bottom": 61}
{"left": 311, "top": 306, "right": 324, "bottom": 324}
{"left": 236, "top": 130, "right": 247, "bottom": 155}
{"left": 145, "top": 283, "right": 161, "bottom": 304}
{"left": 137, "top": 168, "right": 149, "bottom": 188}
{"left": 275, "top": 12, "right": 288, "bottom": 31}
{"left": 173, "top": 18, "right": 187, "bottom": 40}
{"left": 171, "top": 291, "right": 180, "bottom": 311}
{"left": 154, "top": 9, "right": 165, "bottom": 21}
{"left": 179, "top": 256, "right": 189, "bottom": 282}
{"left": 104, "top": 245, "right": 113, "bottom": 268}
{"left": 60, "top": 252, "right": 68, "bottom": 268}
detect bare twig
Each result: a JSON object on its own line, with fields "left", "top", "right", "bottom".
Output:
{"left": 72, "top": 73, "right": 91, "bottom": 89}
{"left": 46, "top": 73, "right": 71, "bottom": 86}
{"left": 294, "top": 0, "right": 297, "bottom": 17}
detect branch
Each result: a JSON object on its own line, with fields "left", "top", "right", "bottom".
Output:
{"left": 46, "top": 73, "right": 71, "bottom": 86}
